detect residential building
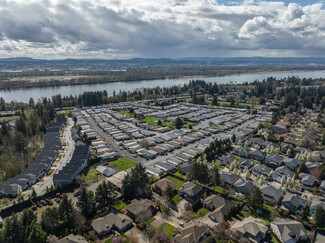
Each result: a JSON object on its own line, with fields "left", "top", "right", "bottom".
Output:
{"left": 234, "top": 179, "right": 256, "bottom": 195}
{"left": 152, "top": 178, "right": 176, "bottom": 195}
{"left": 91, "top": 210, "right": 133, "bottom": 236}
{"left": 179, "top": 181, "right": 203, "bottom": 203}
{"left": 281, "top": 193, "right": 307, "bottom": 215}
{"left": 174, "top": 222, "right": 210, "bottom": 243}
{"left": 271, "top": 219, "right": 308, "bottom": 243}
{"left": 229, "top": 216, "right": 268, "bottom": 243}
{"left": 124, "top": 199, "right": 157, "bottom": 223}
{"left": 260, "top": 185, "right": 283, "bottom": 205}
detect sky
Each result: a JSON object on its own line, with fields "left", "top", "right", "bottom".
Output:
{"left": 0, "top": 0, "right": 324, "bottom": 59}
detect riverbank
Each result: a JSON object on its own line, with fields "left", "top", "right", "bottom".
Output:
{"left": 1, "top": 66, "right": 325, "bottom": 91}
{"left": 1, "top": 69, "right": 325, "bottom": 103}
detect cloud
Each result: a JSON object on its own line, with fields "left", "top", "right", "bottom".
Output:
{"left": 0, "top": 0, "right": 324, "bottom": 58}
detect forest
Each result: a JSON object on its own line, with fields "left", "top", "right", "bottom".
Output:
{"left": 0, "top": 99, "right": 55, "bottom": 183}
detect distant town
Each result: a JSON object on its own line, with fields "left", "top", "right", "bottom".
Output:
{"left": 1, "top": 77, "right": 325, "bottom": 243}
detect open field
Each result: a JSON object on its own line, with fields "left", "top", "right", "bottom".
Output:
{"left": 109, "top": 158, "right": 137, "bottom": 171}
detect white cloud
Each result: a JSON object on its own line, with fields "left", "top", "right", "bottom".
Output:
{"left": 0, "top": 0, "right": 324, "bottom": 58}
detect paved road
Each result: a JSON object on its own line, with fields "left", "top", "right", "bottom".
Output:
{"left": 86, "top": 115, "right": 144, "bottom": 164}
{"left": 36, "top": 117, "right": 75, "bottom": 196}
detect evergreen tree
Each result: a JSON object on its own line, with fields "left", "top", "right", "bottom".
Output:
{"left": 78, "top": 187, "right": 96, "bottom": 219}
{"left": 247, "top": 188, "right": 264, "bottom": 210}
{"left": 122, "top": 163, "right": 151, "bottom": 200}
{"left": 211, "top": 165, "right": 221, "bottom": 190}
{"left": 96, "top": 181, "right": 118, "bottom": 210}
{"left": 314, "top": 205, "right": 325, "bottom": 229}
{"left": 175, "top": 117, "right": 183, "bottom": 129}
{"left": 28, "top": 223, "right": 47, "bottom": 243}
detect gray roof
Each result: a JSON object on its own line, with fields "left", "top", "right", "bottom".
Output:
{"left": 260, "top": 185, "right": 283, "bottom": 199}
{"left": 271, "top": 219, "right": 307, "bottom": 243}
{"left": 179, "top": 181, "right": 203, "bottom": 197}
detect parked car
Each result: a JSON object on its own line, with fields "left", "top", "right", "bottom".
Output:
{"left": 74, "top": 191, "right": 80, "bottom": 197}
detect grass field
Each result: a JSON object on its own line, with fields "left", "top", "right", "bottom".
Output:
{"left": 195, "top": 208, "right": 209, "bottom": 218}
{"left": 115, "top": 202, "right": 128, "bottom": 211}
{"left": 172, "top": 171, "right": 187, "bottom": 180}
{"left": 145, "top": 217, "right": 156, "bottom": 225}
{"left": 142, "top": 116, "right": 176, "bottom": 129}
{"left": 172, "top": 195, "right": 182, "bottom": 205}
{"left": 85, "top": 167, "right": 102, "bottom": 180}
{"left": 56, "top": 109, "right": 72, "bottom": 116}
{"left": 110, "top": 158, "right": 137, "bottom": 171}
{"left": 167, "top": 176, "right": 185, "bottom": 190}
{"left": 151, "top": 222, "right": 176, "bottom": 239}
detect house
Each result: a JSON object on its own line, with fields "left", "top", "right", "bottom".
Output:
{"left": 299, "top": 173, "right": 317, "bottom": 191}
{"left": 179, "top": 163, "right": 193, "bottom": 175}
{"left": 260, "top": 185, "right": 283, "bottom": 205}
{"left": 152, "top": 178, "right": 176, "bottom": 195}
{"left": 280, "top": 142, "right": 293, "bottom": 153}
{"left": 248, "top": 138, "right": 265, "bottom": 147}
{"left": 203, "top": 194, "right": 232, "bottom": 211}
{"left": 272, "top": 166, "right": 295, "bottom": 183}
{"left": 261, "top": 141, "right": 277, "bottom": 149}
{"left": 124, "top": 199, "right": 157, "bottom": 223}
{"left": 271, "top": 219, "right": 308, "bottom": 243}
{"left": 220, "top": 172, "right": 239, "bottom": 188}
{"left": 265, "top": 154, "right": 283, "bottom": 167}
{"left": 305, "top": 161, "right": 320, "bottom": 176}
{"left": 91, "top": 210, "right": 133, "bottom": 236}
{"left": 310, "top": 200, "right": 325, "bottom": 216}
{"left": 179, "top": 181, "right": 203, "bottom": 203}
{"left": 234, "top": 146, "right": 250, "bottom": 158}
{"left": 284, "top": 158, "right": 302, "bottom": 171}
{"left": 96, "top": 165, "right": 116, "bottom": 177}
{"left": 229, "top": 216, "right": 268, "bottom": 243}
{"left": 238, "top": 158, "right": 254, "bottom": 172}
{"left": 233, "top": 179, "right": 256, "bottom": 195}
{"left": 208, "top": 196, "right": 234, "bottom": 223}
{"left": 249, "top": 150, "right": 265, "bottom": 161}
{"left": 281, "top": 193, "right": 307, "bottom": 215}
{"left": 219, "top": 155, "right": 236, "bottom": 167}
{"left": 273, "top": 124, "right": 288, "bottom": 134}
{"left": 174, "top": 222, "right": 210, "bottom": 243}
{"left": 57, "top": 234, "right": 88, "bottom": 243}
{"left": 252, "top": 164, "right": 273, "bottom": 178}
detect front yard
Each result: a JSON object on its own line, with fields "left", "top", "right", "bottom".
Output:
{"left": 151, "top": 222, "right": 177, "bottom": 239}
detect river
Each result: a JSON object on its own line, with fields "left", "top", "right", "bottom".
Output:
{"left": 1, "top": 70, "right": 325, "bottom": 103}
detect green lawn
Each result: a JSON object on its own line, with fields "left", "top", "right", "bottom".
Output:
{"left": 195, "top": 208, "right": 209, "bottom": 218}
{"left": 151, "top": 222, "right": 176, "bottom": 239}
{"left": 115, "top": 202, "right": 127, "bottom": 211}
{"left": 110, "top": 158, "right": 137, "bottom": 171}
{"left": 172, "top": 171, "right": 187, "bottom": 180}
{"left": 85, "top": 167, "right": 102, "bottom": 180}
{"left": 167, "top": 176, "right": 185, "bottom": 190}
{"left": 145, "top": 217, "right": 156, "bottom": 225}
{"left": 142, "top": 116, "right": 175, "bottom": 129}
{"left": 56, "top": 109, "right": 72, "bottom": 116}
{"left": 236, "top": 209, "right": 253, "bottom": 220}
{"left": 172, "top": 195, "right": 182, "bottom": 205}
{"left": 105, "top": 234, "right": 129, "bottom": 243}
